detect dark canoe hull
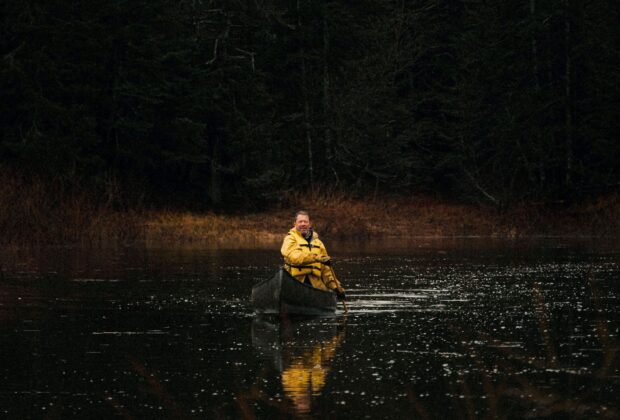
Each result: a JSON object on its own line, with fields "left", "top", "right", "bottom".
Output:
{"left": 251, "top": 268, "right": 337, "bottom": 316}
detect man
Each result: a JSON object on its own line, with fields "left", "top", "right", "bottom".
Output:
{"left": 281, "top": 211, "right": 346, "bottom": 300}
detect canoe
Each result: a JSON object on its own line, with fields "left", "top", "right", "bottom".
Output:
{"left": 251, "top": 268, "right": 337, "bottom": 316}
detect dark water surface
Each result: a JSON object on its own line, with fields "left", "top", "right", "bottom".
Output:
{"left": 1, "top": 239, "right": 619, "bottom": 419}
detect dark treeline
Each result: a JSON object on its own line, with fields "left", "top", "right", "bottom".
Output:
{"left": 1, "top": 0, "right": 619, "bottom": 211}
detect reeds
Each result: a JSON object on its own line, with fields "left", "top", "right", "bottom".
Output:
{"left": 0, "top": 170, "right": 142, "bottom": 246}
{"left": 1, "top": 170, "right": 618, "bottom": 247}
{"left": 143, "top": 211, "right": 285, "bottom": 247}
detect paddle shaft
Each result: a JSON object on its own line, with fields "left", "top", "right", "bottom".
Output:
{"left": 327, "top": 263, "right": 348, "bottom": 313}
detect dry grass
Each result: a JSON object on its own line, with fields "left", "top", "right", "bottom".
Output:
{"left": 0, "top": 170, "right": 142, "bottom": 246}
{"left": 143, "top": 211, "right": 286, "bottom": 247}
{"left": 284, "top": 190, "right": 525, "bottom": 238}
{"left": 1, "top": 170, "right": 619, "bottom": 247}
{"left": 144, "top": 190, "right": 620, "bottom": 245}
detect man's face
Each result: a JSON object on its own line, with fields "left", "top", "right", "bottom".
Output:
{"left": 294, "top": 214, "right": 311, "bottom": 235}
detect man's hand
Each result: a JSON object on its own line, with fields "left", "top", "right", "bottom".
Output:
{"left": 315, "top": 255, "right": 331, "bottom": 265}
{"left": 336, "top": 286, "right": 346, "bottom": 300}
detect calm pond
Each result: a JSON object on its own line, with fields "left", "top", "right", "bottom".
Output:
{"left": 1, "top": 239, "right": 619, "bottom": 419}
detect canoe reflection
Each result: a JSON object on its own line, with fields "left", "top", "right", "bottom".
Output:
{"left": 252, "top": 316, "right": 346, "bottom": 414}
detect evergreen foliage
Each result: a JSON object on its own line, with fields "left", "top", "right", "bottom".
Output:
{"left": 1, "top": 0, "right": 618, "bottom": 209}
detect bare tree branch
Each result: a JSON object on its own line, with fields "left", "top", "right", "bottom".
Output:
{"left": 463, "top": 168, "right": 499, "bottom": 205}
{"left": 206, "top": 38, "right": 219, "bottom": 65}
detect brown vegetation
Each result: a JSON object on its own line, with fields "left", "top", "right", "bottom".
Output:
{"left": 0, "top": 171, "right": 142, "bottom": 246}
{"left": 278, "top": 189, "right": 620, "bottom": 239}
{"left": 1, "top": 171, "right": 619, "bottom": 247}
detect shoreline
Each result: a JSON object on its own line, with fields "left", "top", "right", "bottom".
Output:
{"left": 140, "top": 195, "right": 620, "bottom": 245}
{"left": 1, "top": 175, "right": 619, "bottom": 247}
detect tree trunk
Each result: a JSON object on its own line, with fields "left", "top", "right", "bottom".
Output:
{"left": 323, "top": 7, "right": 332, "bottom": 164}
{"left": 530, "top": 0, "right": 546, "bottom": 192}
{"left": 210, "top": 134, "right": 222, "bottom": 207}
{"left": 298, "top": 0, "right": 314, "bottom": 190}
{"left": 564, "top": 0, "right": 573, "bottom": 188}
{"left": 530, "top": 0, "right": 540, "bottom": 91}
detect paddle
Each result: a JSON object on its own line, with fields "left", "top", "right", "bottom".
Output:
{"left": 326, "top": 261, "right": 348, "bottom": 314}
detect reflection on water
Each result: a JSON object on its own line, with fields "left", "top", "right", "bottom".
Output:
{"left": 0, "top": 239, "right": 619, "bottom": 418}
{"left": 252, "top": 316, "right": 346, "bottom": 415}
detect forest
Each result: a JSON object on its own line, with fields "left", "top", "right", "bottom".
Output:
{"left": 1, "top": 0, "right": 619, "bottom": 213}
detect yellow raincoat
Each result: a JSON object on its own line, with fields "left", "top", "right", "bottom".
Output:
{"left": 281, "top": 228, "right": 343, "bottom": 292}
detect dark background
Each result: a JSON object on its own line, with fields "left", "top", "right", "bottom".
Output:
{"left": 1, "top": 0, "right": 618, "bottom": 210}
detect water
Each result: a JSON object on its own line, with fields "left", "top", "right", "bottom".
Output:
{"left": 1, "top": 239, "right": 619, "bottom": 418}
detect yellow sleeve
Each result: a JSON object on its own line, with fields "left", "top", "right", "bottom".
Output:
{"left": 318, "top": 241, "right": 342, "bottom": 290}
{"left": 322, "top": 266, "right": 341, "bottom": 290}
{"left": 281, "top": 233, "right": 316, "bottom": 265}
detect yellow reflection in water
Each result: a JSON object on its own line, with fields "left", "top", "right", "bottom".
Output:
{"left": 280, "top": 330, "right": 343, "bottom": 413}
{"left": 251, "top": 316, "right": 346, "bottom": 415}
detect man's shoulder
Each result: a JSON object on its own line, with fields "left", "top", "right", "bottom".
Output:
{"left": 283, "top": 229, "right": 298, "bottom": 241}
{"left": 312, "top": 232, "right": 326, "bottom": 245}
